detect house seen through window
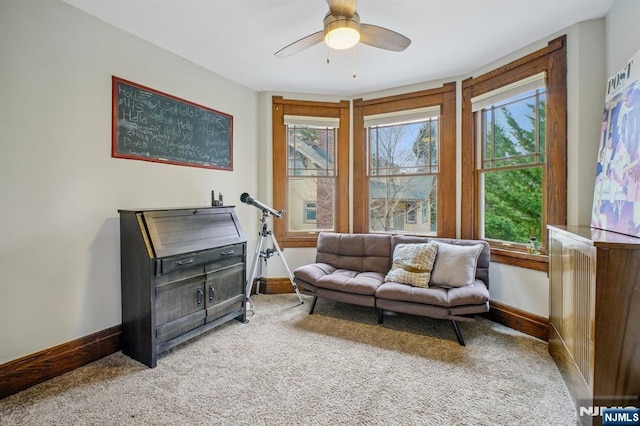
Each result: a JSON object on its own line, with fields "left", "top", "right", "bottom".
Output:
{"left": 286, "top": 117, "right": 337, "bottom": 233}
{"left": 272, "top": 97, "right": 349, "bottom": 247}
{"left": 366, "top": 109, "right": 439, "bottom": 234}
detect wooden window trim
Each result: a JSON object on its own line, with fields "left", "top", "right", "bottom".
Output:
{"left": 272, "top": 96, "right": 350, "bottom": 248}
{"left": 461, "top": 36, "right": 567, "bottom": 271}
{"left": 353, "top": 82, "right": 457, "bottom": 237}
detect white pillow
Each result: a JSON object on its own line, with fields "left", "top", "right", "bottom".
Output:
{"left": 384, "top": 242, "right": 439, "bottom": 288}
{"left": 429, "top": 242, "right": 484, "bottom": 288}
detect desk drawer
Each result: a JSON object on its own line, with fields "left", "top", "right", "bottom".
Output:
{"left": 159, "top": 243, "right": 244, "bottom": 275}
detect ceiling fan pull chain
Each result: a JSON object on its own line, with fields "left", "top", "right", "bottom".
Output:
{"left": 327, "top": 46, "right": 331, "bottom": 64}
{"left": 352, "top": 46, "right": 357, "bottom": 78}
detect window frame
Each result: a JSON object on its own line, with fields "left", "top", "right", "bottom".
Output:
{"left": 272, "top": 96, "right": 350, "bottom": 247}
{"left": 353, "top": 83, "right": 457, "bottom": 237}
{"left": 461, "top": 36, "right": 567, "bottom": 271}
{"left": 477, "top": 87, "right": 546, "bottom": 249}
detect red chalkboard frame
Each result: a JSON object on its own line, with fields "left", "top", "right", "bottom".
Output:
{"left": 112, "top": 76, "right": 234, "bottom": 171}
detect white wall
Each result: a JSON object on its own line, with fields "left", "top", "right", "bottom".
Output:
{"left": 0, "top": 0, "right": 259, "bottom": 364}
{"left": 568, "top": 20, "right": 608, "bottom": 227}
{"left": 606, "top": 0, "right": 640, "bottom": 77}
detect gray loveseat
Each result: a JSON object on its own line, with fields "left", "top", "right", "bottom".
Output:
{"left": 293, "top": 232, "right": 491, "bottom": 345}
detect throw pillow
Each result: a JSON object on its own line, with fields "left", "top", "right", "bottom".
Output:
{"left": 384, "top": 242, "right": 439, "bottom": 288}
{"left": 429, "top": 242, "right": 484, "bottom": 288}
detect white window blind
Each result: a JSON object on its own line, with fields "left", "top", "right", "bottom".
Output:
{"left": 284, "top": 115, "right": 340, "bottom": 128}
{"left": 364, "top": 106, "right": 440, "bottom": 128}
{"left": 471, "top": 72, "right": 546, "bottom": 112}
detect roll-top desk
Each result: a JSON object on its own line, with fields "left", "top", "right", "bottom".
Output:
{"left": 119, "top": 206, "right": 246, "bottom": 368}
{"left": 547, "top": 225, "right": 639, "bottom": 424}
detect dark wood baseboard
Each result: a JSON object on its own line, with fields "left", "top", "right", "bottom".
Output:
{"left": 260, "top": 278, "right": 549, "bottom": 341}
{"left": 255, "top": 277, "right": 298, "bottom": 295}
{"left": 0, "top": 325, "right": 121, "bottom": 400}
{"left": 482, "top": 300, "right": 549, "bottom": 342}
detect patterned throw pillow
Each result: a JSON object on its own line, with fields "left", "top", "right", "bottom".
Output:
{"left": 384, "top": 242, "right": 439, "bottom": 288}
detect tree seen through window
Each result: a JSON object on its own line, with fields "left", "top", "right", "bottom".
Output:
{"left": 368, "top": 118, "right": 438, "bottom": 234}
{"left": 481, "top": 89, "right": 546, "bottom": 245}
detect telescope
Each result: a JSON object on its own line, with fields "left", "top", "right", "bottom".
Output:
{"left": 240, "top": 192, "right": 303, "bottom": 308}
{"left": 240, "top": 193, "right": 282, "bottom": 218}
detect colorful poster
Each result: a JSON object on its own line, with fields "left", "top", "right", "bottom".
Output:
{"left": 591, "top": 48, "right": 640, "bottom": 238}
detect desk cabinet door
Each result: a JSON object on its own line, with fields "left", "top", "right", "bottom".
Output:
{"left": 205, "top": 262, "right": 245, "bottom": 321}
{"left": 155, "top": 275, "right": 206, "bottom": 342}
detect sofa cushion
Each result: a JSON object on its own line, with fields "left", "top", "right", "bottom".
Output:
{"left": 376, "top": 281, "right": 490, "bottom": 307}
{"left": 316, "top": 269, "right": 386, "bottom": 295}
{"left": 430, "top": 242, "right": 484, "bottom": 288}
{"left": 294, "top": 263, "right": 337, "bottom": 286}
{"left": 316, "top": 232, "right": 391, "bottom": 274}
{"left": 384, "top": 242, "right": 439, "bottom": 288}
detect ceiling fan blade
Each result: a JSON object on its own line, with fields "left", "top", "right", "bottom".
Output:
{"left": 327, "top": 0, "right": 357, "bottom": 17}
{"left": 359, "top": 24, "right": 411, "bottom": 52}
{"left": 274, "top": 31, "right": 324, "bottom": 58}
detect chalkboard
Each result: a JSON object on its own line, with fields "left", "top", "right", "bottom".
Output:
{"left": 112, "top": 76, "right": 233, "bottom": 170}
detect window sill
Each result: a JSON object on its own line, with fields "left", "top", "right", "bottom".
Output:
{"left": 490, "top": 247, "right": 548, "bottom": 272}
{"left": 277, "top": 234, "right": 320, "bottom": 249}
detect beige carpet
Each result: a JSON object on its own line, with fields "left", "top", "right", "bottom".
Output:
{"left": 0, "top": 294, "right": 576, "bottom": 425}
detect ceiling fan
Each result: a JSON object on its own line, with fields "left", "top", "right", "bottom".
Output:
{"left": 274, "top": 0, "right": 411, "bottom": 58}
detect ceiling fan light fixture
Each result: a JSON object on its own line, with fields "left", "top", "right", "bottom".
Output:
{"left": 323, "top": 12, "right": 360, "bottom": 50}
{"left": 274, "top": 3, "right": 410, "bottom": 59}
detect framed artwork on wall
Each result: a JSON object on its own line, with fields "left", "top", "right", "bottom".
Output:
{"left": 591, "top": 48, "right": 640, "bottom": 238}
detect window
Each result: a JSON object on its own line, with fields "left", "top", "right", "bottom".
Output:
{"left": 406, "top": 203, "right": 417, "bottom": 224}
{"left": 272, "top": 97, "right": 349, "bottom": 247}
{"left": 422, "top": 203, "right": 428, "bottom": 223}
{"left": 303, "top": 201, "right": 317, "bottom": 223}
{"left": 461, "top": 36, "right": 567, "bottom": 271}
{"left": 429, "top": 199, "right": 436, "bottom": 232}
{"left": 287, "top": 120, "right": 336, "bottom": 232}
{"left": 353, "top": 83, "right": 457, "bottom": 237}
{"left": 367, "top": 112, "right": 438, "bottom": 234}
{"left": 477, "top": 80, "right": 546, "bottom": 246}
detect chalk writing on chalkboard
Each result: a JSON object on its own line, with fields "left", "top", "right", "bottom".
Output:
{"left": 112, "top": 76, "right": 233, "bottom": 170}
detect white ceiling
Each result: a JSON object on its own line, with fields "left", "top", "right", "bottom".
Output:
{"left": 62, "top": 0, "right": 615, "bottom": 96}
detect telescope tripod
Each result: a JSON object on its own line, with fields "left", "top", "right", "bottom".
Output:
{"left": 245, "top": 211, "right": 304, "bottom": 312}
